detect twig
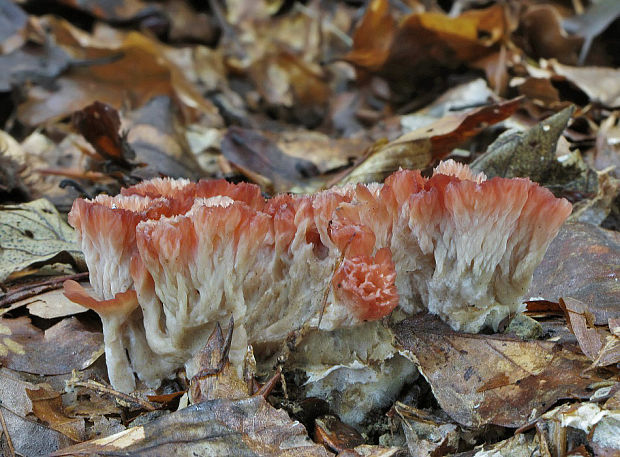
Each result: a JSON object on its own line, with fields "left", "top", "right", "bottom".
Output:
{"left": 0, "top": 406, "right": 15, "bottom": 457}
{"left": 67, "top": 379, "right": 157, "bottom": 411}
{"left": 0, "top": 272, "right": 89, "bottom": 309}
{"left": 253, "top": 368, "right": 282, "bottom": 398}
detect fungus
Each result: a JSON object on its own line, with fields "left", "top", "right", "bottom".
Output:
{"left": 65, "top": 161, "right": 571, "bottom": 392}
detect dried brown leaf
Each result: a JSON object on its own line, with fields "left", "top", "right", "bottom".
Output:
{"left": 188, "top": 319, "right": 249, "bottom": 403}
{"left": 0, "top": 317, "right": 103, "bottom": 375}
{"left": 24, "top": 289, "right": 89, "bottom": 319}
{"left": 339, "top": 98, "right": 520, "bottom": 185}
{"left": 519, "top": 5, "right": 583, "bottom": 65}
{"left": 552, "top": 62, "right": 620, "bottom": 107}
{"left": 394, "top": 402, "right": 460, "bottom": 457}
{"left": 392, "top": 314, "right": 596, "bottom": 428}
{"left": 222, "top": 126, "right": 321, "bottom": 193}
{"left": 52, "top": 396, "right": 332, "bottom": 456}
{"left": 560, "top": 297, "right": 609, "bottom": 361}
{"left": 72, "top": 101, "right": 133, "bottom": 164}
{"left": 0, "top": 404, "right": 73, "bottom": 457}
{"left": 314, "top": 414, "right": 365, "bottom": 453}
{"left": 345, "top": 1, "right": 507, "bottom": 89}
{"left": 26, "top": 385, "right": 85, "bottom": 442}
{"left": 17, "top": 24, "right": 222, "bottom": 127}
{"left": 528, "top": 222, "right": 619, "bottom": 325}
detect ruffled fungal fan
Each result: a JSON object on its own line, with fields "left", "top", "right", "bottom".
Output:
{"left": 65, "top": 161, "right": 571, "bottom": 392}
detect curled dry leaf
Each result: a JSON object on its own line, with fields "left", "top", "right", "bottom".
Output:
{"left": 392, "top": 314, "right": 596, "bottom": 428}
{"left": 338, "top": 98, "right": 521, "bottom": 185}
{"left": 188, "top": 319, "right": 249, "bottom": 403}
{"left": 26, "top": 385, "right": 85, "bottom": 442}
{"left": 552, "top": 61, "right": 620, "bottom": 107}
{"left": 0, "top": 404, "right": 73, "bottom": 457}
{"left": 528, "top": 222, "right": 619, "bottom": 325}
{"left": 393, "top": 402, "right": 461, "bottom": 457}
{"left": 345, "top": 0, "right": 507, "bottom": 91}
{"left": 51, "top": 396, "right": 332, "bottom": 457}
{"left": 23, "top": 289, "right": 90, "bottom": 319}
{"left": 72, "top": 101, "right": 135, "bottom": 165}
{"left": 17, "top": 22, "right": 222, "bottom": 128}
{"left": 0, "top": 198, "right": 85, "bottom": 282}
{"left": 314, "top": 414, "right": 365, "bottom": 453}
{"left": 518, "top": 5, "right": 583, "bottom": 65}
{"left": 0, "top": 317, "right": 103, "bottom": 375}
{"left": 560, "top": 297, "right": 619, "bottom": 368}
{"left": 221, "top": 126, "right": 321, "bottom": 193}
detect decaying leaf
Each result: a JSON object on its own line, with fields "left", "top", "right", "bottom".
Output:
{"left": 0, "top": 404, "right": 74, "bottom": 457}
{"left": 52, "top": 396, "right": 332, "bottom": 456}
{"left": 528, "top": 222, "right": 619, "bottom": 325}
{"left": 23, "top": 289, "right": 90, "bottom": 319}
{"left": 188, "top": 319, "right": 249, "bottom": 403}
{"left": 221, "top": 126, "right": 321, "bottom": 193}
{"left": 0, "top": 131, "right": 29, "bottom": 201}
{"left": 0, "top": 368, "right": 39, "bottom": 418}
{"left": 569, "top": 171, "right": 619, "bottom": 226}
{"left": 393, "top": 402, "right": 462, "bottom": 457}
{"left": 536, "top": 401, "right": 620, "bottom": 456}
{"left": 26, "top": 385, "right": 86, "bottom": 442}
{"left": 518, "top": 5, "right": 583, "bottom": 65}
{"left": 72, "top": 101, "right": 135, "bottom": 165}
{"left": 0, "top": 39, "right": 72, "bottom": 92}
{"left": 463, "top": 433, "right": 543, "bottom": 457}
{"left": 125, "top": 96, "right": 205, "bottom": 180}
{"left": 560, "top": 298, "right": 620, "bottom": 369}
{"left": 0, "top": 317, "right": 103, "bottom": 375}
{"left": 17, "top": 22, "right": 222, "bottom": 128}
{"left": 392, "top": 314, "right": 596, "bottom": 428}
{"left": 314, "top": 414, "right": 365, "bottom": 453}
{"left": 338, "top": 98, "right": 520, "bottom": 185}
{"left": 471, "top": 106, "right": 573, "bottom": 179}
{"left": 345, "top": 0, "right": 507, "bottom": 92}
{"left": 285, "top": 322, "right": 418, "bottom": 427}
{"left": 552, "top": 61, "right": 620, "bottom": 108}
{"left": 0, "top": 198, "right": 85, "bottom": 282}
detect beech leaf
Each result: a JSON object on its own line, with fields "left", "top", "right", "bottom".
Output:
{"left": 0, "top": 198, "right": 85, "bottom": 282}
{"left": 392, "top": 314, "right": 596, "bottom": 428}
{"left": 51, "top": 396, "right": 332, "bottom": 457}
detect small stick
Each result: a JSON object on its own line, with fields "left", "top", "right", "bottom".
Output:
{"left": 254, "top": 368, "right": 282, "bottom": 398}
{"left": 68, "top": 379, "right": 157, "bottom": 412}
{"left": 0, "top": 272, "right": 89, "bottom": 309}
{"left": 0, "top": 406, "right": 15, "bottom": 457}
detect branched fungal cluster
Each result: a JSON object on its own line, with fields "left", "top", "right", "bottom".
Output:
{"left": 65, "top": 160, "right": 571, "bottom": 392}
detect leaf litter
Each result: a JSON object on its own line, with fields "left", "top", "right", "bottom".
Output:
{"left": 0, "top": 0, "right": 618, "bottom": 455}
